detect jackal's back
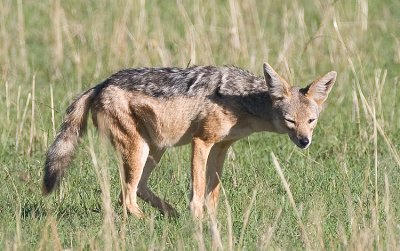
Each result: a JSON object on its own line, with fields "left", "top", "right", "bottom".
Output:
{"left": 104, "top": 65, "right": 266, "bottom": 98}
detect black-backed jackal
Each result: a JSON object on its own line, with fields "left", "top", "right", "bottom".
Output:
{"left": 43, "top": 63, "right": 336, "bottom": 219}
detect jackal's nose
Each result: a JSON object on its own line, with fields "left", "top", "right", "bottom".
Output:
{"left": 299, "top": 138, "right": 309, "bottom": 147}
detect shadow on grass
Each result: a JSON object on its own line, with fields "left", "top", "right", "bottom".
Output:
{"left": 21, "top": 201, "right": 48, "bottom": 220}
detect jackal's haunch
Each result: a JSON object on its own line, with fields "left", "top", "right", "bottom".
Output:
{"left": 43, "top": 63, "right": 336, "bottom": 218}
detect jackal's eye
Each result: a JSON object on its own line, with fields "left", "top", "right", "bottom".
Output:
{"left": 308, "top": 118, "right": 316, "bottom": 123}
{"left": 284, "top": 118, "right": 296, "bottom": 124}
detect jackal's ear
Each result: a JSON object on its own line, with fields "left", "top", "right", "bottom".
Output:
{"left": 303, "top": 71, "right": 337, "bottom": 105}
{"left": 263, "top": 63, "right": 290, "bottom": 100}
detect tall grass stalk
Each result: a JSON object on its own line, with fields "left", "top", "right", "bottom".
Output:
{"left": 88, "top": 133, "right": 120, "bottom": 250}
{"left": 271, "top": 151, "right": 311, "bottom": 249}
{"left": 17, "top": 0, "right": 28, "bottom": 76}
{"left": 28, "top": 75, "right": 36, "bottom": 155}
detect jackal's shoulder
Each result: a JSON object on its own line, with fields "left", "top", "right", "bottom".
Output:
{"left": 102, "top": 65, "right": 266, "bottom": 98}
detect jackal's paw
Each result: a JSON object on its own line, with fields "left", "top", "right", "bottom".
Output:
{"left": 119, "top": 192, "right": 146, "bottom": 219}
{"left": 126, "top": 204, "right": 146, "bottom": 219}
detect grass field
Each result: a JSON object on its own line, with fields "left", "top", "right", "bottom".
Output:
{"left": 1, "top": 0, "right": 400, "bottom": 249}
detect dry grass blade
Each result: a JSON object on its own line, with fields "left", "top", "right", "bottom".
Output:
{"left": 259, "top": 206, "right": 283, "bottom": 249}
{"left": 16, "top": 92, "right": 31, "bottom": 152}
{"left": 354, "top": 76, "right": 400, "bottom": 166}
{"left": 193, "top": 221, "right": 206, "bottom": 251}
{"left": 88, "top": 133, "right": 119, "bottom": 250}
{"left": 384, "top": 173, "right": 395, "bottom": 250}
{"left": 372, "top": 104, "right": 380, "bottom": 248}
{"left": 176, "top": 0, "right": 197, "bottom": 64}
{"left": 208, "top": 213, "right": 223, "bottom": 251}
{"left": 238, "top": 189, "right": 257, "bottom": 249}
{"left": 49, "top": 218, "right": 63, "bottom": 251}
{"left": 271, "top": 151, "right": 311, "bottom": 249}
{"left": 334, "top": 13, "right": 400, "bottom": 167}
{"left": 219, "top": 174, "right": 234, "bottom": 251}
{"left": 28, "top": 74, "right": 36, "bottom": 155}
{"left": 4, "top": 166, "right": 22, "bottom": 248}
{"left": 52, "top": 0, "right": 63, "bottom": 68}
{"left": 50, "top": 84, "right": 56, "bottom": 138}
{"left": 17, "top": 0, "right": 28, "bottom": 75}
{"left": 5, "top": 81, "right": 10, "bottom": 124}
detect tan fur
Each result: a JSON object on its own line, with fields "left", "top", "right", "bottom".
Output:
{"left": 91, "top": 86, "right": 243, "bottom": 218}
{"left": 43, "top": 64, "right": 336, "bottom": 219}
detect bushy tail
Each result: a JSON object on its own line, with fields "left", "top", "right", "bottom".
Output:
{"left": 42, "top": 88, "right": 97, "bottom": 195}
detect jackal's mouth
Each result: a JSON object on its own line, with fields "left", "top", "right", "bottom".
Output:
{"left": 297, "top": 143, "right": 310, "bottom": 149}
{"left": 289, "top": 134, "right": 311, "bottom": 149}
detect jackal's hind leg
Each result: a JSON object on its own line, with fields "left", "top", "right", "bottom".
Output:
{"left": 117, "top": 136, "right": 150, "bottom": 219}
{"left": 94, "top": 107, "right": 149, "bottom": 218}
{"left": 137, "top": 149, "right": 179, "bottom": 217}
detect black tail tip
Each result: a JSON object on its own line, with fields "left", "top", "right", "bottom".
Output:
{"left": 42, "top": 178, "right": 56, "bottom": 196}
{"left": 42, "top": 183, "right": 52, "bottom": 196}
{"left": 42, "top": 169, "right": 61, "bottom": 196}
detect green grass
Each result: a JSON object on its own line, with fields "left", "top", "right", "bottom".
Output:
{"left": 1, "top": 0, "right": 400, "bottom": 249}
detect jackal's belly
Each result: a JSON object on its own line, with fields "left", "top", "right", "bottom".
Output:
{"left": 150, "top": 112, "right": 199, "bottom": 147}
{"left": 131, "top": 95, "right": 207, "bottom": 148}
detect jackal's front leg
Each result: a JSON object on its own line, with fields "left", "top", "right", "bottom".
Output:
{"left": 190, "top": 137, "right": 213, "bottom": 219}
{"left": 205, "top": 141, "right": 233, "bottom": 216}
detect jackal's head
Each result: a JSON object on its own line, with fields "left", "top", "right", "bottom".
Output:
{"left": 263, "top": 63, "right": 337, "bottom": 149}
